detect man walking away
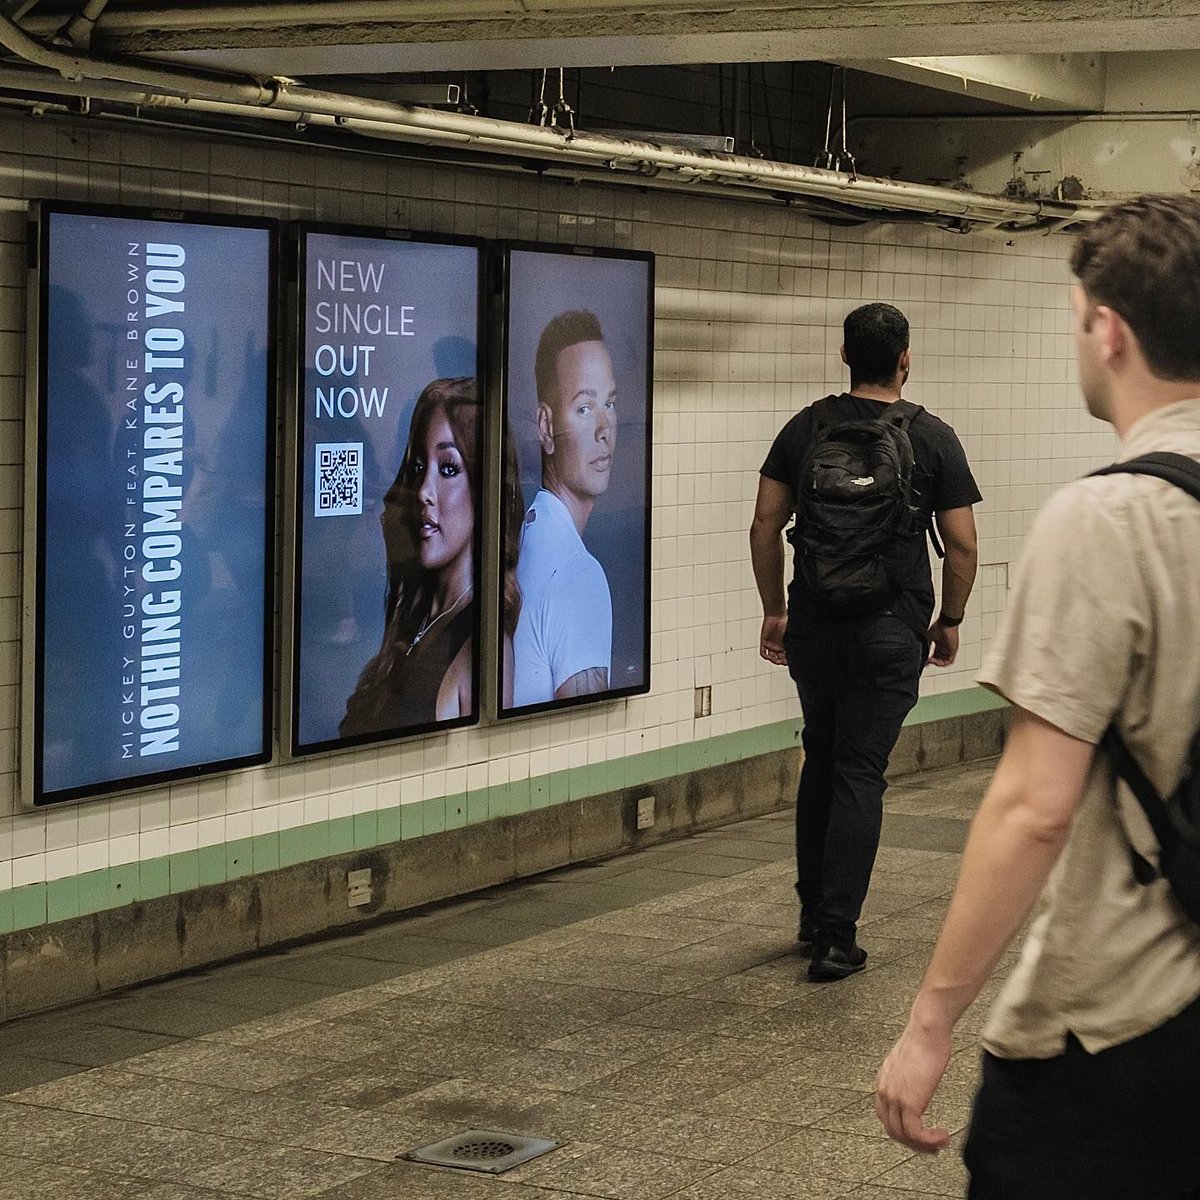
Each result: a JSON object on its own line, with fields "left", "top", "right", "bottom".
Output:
{"left": 751, "top": 303, "right": 981, "bottom": 982}
{"left": 876, "top": 195, "right": 1200, "bottom": 1199}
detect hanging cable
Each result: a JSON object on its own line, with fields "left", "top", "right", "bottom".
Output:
{"left": 550, "top": 66, "right": 574, "bottom": 134}
{"left": 458, "top": 71, "right": 477, "bottom": 117}
{"left": 529, "top": 68, "right": 549, "bottom": 126}
{"left": 834, "top": 68, "right": 857, "bottom": 179}
{"left": 816, "top": 65, "right": 836, "bottom": 170}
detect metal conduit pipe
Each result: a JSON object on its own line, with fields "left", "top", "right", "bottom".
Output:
{"left": 18, "top": 2, "right": 453, "bottom": 35}
{"left": 0, "top": 17, "right": 1099, "bottom": 230}
{"left": 0, "top": 10, "right": 271, "bottom": 101}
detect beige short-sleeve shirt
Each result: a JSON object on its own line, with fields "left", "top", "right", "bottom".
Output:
{"left": 978, "top": 399, "right": 1200, "bottom": 1060}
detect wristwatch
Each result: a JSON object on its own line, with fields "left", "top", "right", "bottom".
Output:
{"left": 938, "top": 611, "right": 964, "bottom": 628}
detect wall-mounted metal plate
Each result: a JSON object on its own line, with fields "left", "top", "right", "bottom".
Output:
{"left": 403, "top": 1129, "right": 559, "bottom": 1175}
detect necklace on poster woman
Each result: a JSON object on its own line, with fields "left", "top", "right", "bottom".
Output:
{"left": 406, "top": 585, "right": 472, "bottom": 656}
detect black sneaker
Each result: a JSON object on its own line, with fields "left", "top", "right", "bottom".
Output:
{"left": 807, "top": 940, "right": 867, "bottom": 982}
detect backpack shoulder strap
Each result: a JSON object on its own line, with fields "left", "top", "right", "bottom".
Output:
{"left": 1101, "top": 726, "right": 1176, "bottom": 884}
{"left": 1090, "top": 452, "right": 1200, "bottom": 503}
{"left": 887, "top": 399, "right": 924, "bottom": 432}
{"left": 1092, "top": 451, "right": 1200, "bottom": 884}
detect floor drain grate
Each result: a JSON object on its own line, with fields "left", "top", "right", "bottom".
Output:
{"left": 403, "top": 1129, "right": 560, "bottom": 1175}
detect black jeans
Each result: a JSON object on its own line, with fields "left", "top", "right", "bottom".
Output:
{"left": 964, "top": 995, "right": 1200, "bottom": 1199}
{"left": 785, "top": 612, "right": 924, "bottom": 943}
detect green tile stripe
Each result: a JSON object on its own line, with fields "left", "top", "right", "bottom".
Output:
{"left": 4, "top": 686, "right": 1003, "bottom": 932}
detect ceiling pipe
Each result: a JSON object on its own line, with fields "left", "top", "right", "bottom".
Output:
{"left": 0, "top": 15, "right": 1100, "bottom": 231}
{"left": 18, "top": 2, "right": 478, "bottom": 36}
{"left": 0, "top": 6, "right": 271, "bottom": 100}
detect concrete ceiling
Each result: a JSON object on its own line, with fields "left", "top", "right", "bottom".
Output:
{"left": 17, "top": 0, "right": 1200, "bottom": 76}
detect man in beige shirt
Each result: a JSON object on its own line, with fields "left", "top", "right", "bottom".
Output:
{"left": 876, "top": 195, "right": 1200, "bottom": 1198}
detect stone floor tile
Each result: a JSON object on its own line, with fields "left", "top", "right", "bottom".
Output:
{"left": 618, "top": 1107, "right": 797, "bottom": 1165}
{"left": 696, "top": 1075, "right": 868, "bottom": 1127}
{"left": 247, "top": 953, "right": 422, "bottom": 989}
{"left": 335, "top": 933, "right": 484, "bottom": 968}
{"left": 844, "top": 1189, "right": 952, "bottom": 1200}
{"left": 118, "top": 1041, "right": 321, "bottom": 1092}
{"left": 81, "top": 997, "right": 263, "bottom": 1039}
{"left": 541, "top": 1021, "right": 691, "bottom": 1061}
{"left": 168, "top": 1090, "right": 345, "bottom": 1142}
{"left": 506, "top": 1140, "right": 720, "bottom": 1199}
{"left": 164, "top": 976, "right": 347, "bottom": 1015}
{"left": 378, "top": 1075, "right": 566, "bottom": 1133}
{"left": 0, "top": 1056, "right": 87, "bottom": 1097}
{"left": 312, "top": 1160, "right": 576, "bottom": 1199}
{"left": 588, "top": 1036, "right": 781, "bottom": 1106}
{"left": 751, "top": 1126, "right": 915, "bottom": 1183}
{"left": 17, "top": 1024, "right": 180, "bottom": 1070}
{"left": 52, "top": 1119, "right": 246, "bottom": 1181}
{"left": 348, "top": 995, "right": 488, "bottom": 1040}
{"left": 667, "top": 1164, "right": 859, "bottom": 1200}
{"left": 412, "top": 915, "right": 548, "bottom": 948}
{"left": 812, "top": 1091, "right": 972, "bottom": 1142}
{"left": 622, "top": 996, "right": 759, "bottom": 1036}
{"left": 254, "top": 1019, "right": 396, "bottom": 1062}
{"left": 869, "top": 1133, "right": 969, "bottom": 1197}
{"left": 10, "top": 1069, "right": 228, "bottom": 1124}
{"left": 579, "top": 911, "right": 744, "bottom": 944}
{"left": 288, "top": 1105, "right": 450, "bottom": 1161}
{"left": 690, "top": 836, "right": 791, "bottom": 862}
{"left": 267, "top": 1060, "right": 446, "bottom": 1110}
{"left": 191, "top": 1010, "right": 325, "bottom": 1048}
{"left": 471, "top": 1046, "right": 632, "bottom": 1093}
{"left": 133, "top": 1186, "right": 243, "bottom": 1200}
{"left": 188, "top": 1145, "right": 378, "bottom": 1199}
{"left": 0, "top": 1162, "right": 140, "bottom": 1200}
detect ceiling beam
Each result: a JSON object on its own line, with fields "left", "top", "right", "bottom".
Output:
{"left": 19, "top": 1, "right": 1200, "bottom": 74}
{"left": 839, "top": 53, "right": 1106, "bottom": 113}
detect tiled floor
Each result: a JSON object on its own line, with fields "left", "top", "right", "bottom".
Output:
{"left": 0, "top": 757, "right": 1001, "bottom": 1199}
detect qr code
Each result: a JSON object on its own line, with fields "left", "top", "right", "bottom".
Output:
{"left": 315, "top": 442, "right": 363, "bottom": 517}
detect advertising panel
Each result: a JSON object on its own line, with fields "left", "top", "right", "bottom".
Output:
{"left": 498, "top": 245, "right": 653, "bottom": 718}
{"left": 291, "top": 227, "right": 483, "bottom": 754}
{"left": 27, "top": 204, "right": 276, "bottom": 806}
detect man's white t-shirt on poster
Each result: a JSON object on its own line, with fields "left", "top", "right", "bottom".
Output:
{"left": 513, "top": 488, "right": 613, "bottom": 707}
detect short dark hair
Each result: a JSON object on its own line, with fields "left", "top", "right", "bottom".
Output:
{"left": 1070, "top": 195, "right": 1200, "bottom": 381}
{"left": 535, "top": 310, "right": 605, "bottom": 406}
{"left": 843, "top": 303, "right": 909, "bottom": 386}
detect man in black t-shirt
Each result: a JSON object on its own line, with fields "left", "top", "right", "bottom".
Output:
{"left": 750, "top": 303, "right": 981, "bottom": 982}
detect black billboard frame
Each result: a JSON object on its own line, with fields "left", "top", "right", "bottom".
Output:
{"left": 24, "top": 199, "right": 279, "bottom": 809}
{"left": 495, "top": 239, "right": 655, "bottom": 722}
{"left": 286, "top": 221, "right": 488, "bottom": 758}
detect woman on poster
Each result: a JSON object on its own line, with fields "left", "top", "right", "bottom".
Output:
{"left": 340, "top": 377, "right": 522, "bottom": 733}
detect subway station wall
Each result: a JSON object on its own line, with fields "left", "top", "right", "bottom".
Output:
{"left": 0, "top": 109, "right": 1115, "bottom": 931}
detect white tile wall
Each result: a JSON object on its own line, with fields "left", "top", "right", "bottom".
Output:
{"left": 0, "top": 109, "right": 1117, "bottom": 887}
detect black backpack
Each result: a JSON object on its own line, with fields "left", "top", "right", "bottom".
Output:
{"left": 789, "top": 397, "right": 937, "bottom": 616}
{"left": 1090, "top": 452, "right": 1200, "bottom": 925}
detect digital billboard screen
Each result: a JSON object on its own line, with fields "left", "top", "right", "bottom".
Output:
{"left": 290, "top": 226, "right": 484, "bottom": 755}
{"left": 498, "top": 244, "right": 653, "bottom": 718}
{"left": 26, "top": 203, "right": 276, "bottom": 807}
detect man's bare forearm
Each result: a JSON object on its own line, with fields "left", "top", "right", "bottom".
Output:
{"left": 749, "top": 520, "right": 786, "bottom": 617}
{"left": 940, "top": 544, "right": 977, "bottom": 619}
{"left": 910, "top": 777, "right": 1070, "bottom": 1036}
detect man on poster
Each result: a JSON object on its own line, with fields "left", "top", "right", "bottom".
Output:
{"left": 512, "top": 310, "right": 617, "bottom": 706}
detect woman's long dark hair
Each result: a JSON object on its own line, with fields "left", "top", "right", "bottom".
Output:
{"left": 381, "top": 378, "right": 481, "bottom": 643}
{"left": 340, "top": 378, "right": 480, "bottom": 735}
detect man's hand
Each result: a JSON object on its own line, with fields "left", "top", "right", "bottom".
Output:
{"left": 759, "top": 614, "right": 787, "bottom": 666}
{"left": 926, "top": 619, "right": 960, "bottom": 667}
{"left": 875, "top": 1022, "right": 953, "bottom": 1154}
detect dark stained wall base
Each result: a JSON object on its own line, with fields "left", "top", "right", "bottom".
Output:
{"left": 1, "top": 707, "right": 1005, "bottom": 1021}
